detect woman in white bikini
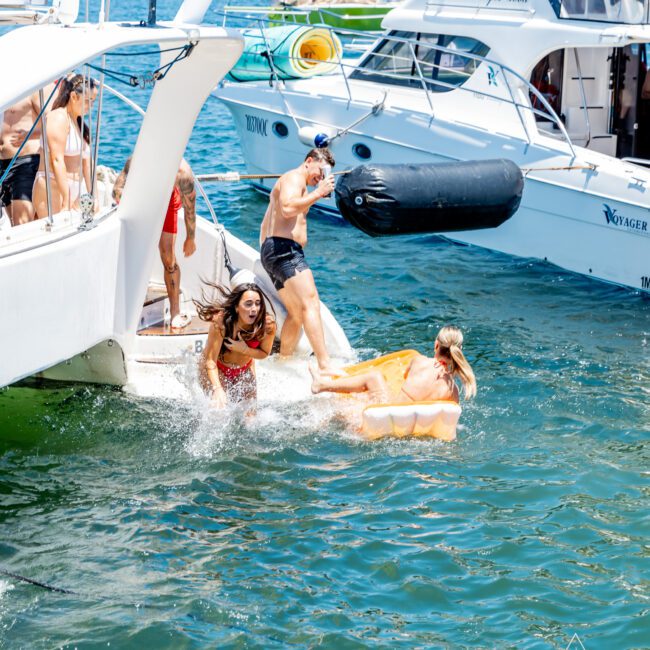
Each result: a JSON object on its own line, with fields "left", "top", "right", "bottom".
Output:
{"left": 310, "top": 325, "right": 477, "bottom": 404}
{"left": 32, "top": 74, "right": 97, "bottom": 218}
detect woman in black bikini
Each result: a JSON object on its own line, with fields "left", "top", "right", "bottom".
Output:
{"left": 195, "top": 283, "right": 276, "bottom": 407}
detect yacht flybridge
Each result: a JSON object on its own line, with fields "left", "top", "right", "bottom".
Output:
{"left": 0, "top": 0, "right": 351, "bottom": 391}
{"left": 215, "top": 0, "right": 650, "bottom": 293}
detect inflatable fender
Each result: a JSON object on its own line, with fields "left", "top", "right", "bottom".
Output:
{"left": 335, "top": 158, "right": 524, "bottom": 236}
{"left": 343, "top": 350, "right": 461, "bottom": 440}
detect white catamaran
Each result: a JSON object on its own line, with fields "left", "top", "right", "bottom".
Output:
{"left": 0, "top": 0, "right": 351, "bottom": 392}
{"left": 215, "top": 0, "right": 650, "bottom": 293}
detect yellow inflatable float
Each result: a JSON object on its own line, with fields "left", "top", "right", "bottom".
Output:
{"left": 342, "top": 350, "right": 461, "bottom": 441}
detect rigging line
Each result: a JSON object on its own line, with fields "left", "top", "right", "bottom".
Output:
{"left": 196, "top": 169, "right": 350, "bottom": 182}
{"left": 87, "top": 64, "right": 136, "bottom": 88}
{"left": 0, "top": 568, "right": 78, "bottom": 595}
{"left": 105, "top": 45, "right": 190, "bottom": 57}
{"left": 521, "top": 164, "right": 597, "bottom": 173}
{"left": 0, "top": 77, "right": 63, "bottom": 188}
{"left": 152, "top": 43, "right": 196, "bottom": 82}
{"left": 87, "top": 44, "right": 194, "bottom": 88}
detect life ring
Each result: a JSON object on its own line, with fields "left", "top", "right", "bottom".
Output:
{"left": 343, "top": 350, "right": 461, "bottom": 440}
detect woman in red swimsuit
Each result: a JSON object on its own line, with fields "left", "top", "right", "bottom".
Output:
{"left": 195, "top": 283, "right": 276, "bottom": 407}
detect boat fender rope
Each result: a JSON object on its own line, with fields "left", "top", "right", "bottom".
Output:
{"left": 521, "top": 163, "right": 598, "bottom": 174}
{"left": 0, "top": 567, "right": 78, "bottom": 595}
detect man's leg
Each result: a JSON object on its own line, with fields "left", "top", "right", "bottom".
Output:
{"left": 277, "top": 283, "right": 304, "bottom": 357}
{"left": 159, "top": 232, "right": 181, "bottom": 322}
{"left": 8, "top": 199, "right": 35, "bottom": 226}
{"left": 280, "top": 269, "right": 332, "bottom": 371}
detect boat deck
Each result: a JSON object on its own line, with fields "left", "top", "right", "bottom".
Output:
{"left": 138, "top": 316, "right": 209, "bottom": 337}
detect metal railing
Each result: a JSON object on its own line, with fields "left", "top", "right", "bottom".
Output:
{"left": 218, "top": 8, "right": 576, "bottom": 156}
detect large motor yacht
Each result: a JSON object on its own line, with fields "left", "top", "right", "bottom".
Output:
{"left": 215, "top": 0, "right": 650, "bottom": 293}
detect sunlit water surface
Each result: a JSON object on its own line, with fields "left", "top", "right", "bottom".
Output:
{"left": 1, "top": 1, "right": 649, "bottom": 648}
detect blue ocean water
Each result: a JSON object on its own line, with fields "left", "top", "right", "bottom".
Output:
{"left": 1, "top": 2, "right": 649, "bottom": 648}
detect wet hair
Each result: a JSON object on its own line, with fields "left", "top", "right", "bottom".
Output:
{"left": 194, "top": 282, "right": 275, "bottom": 343}
{"left": 52, "top": 73, "right": 97, "bottom": 144}
{"left": 304, "top": 147, "right": 335, "bottom": 167}
{"left": 436, "top": 325, "right": 477, "bottom": 399}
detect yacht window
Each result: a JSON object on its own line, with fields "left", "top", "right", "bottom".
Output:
{"left": 272, "top": 121, "right": 289, "bottom": 138}
{"left": 350, "top": 31, "right": 489, "bottom": 93}
{"left": 551, "top": 0, "right": 647, "bottom": 24}
{"left": 352, "top": 143, "right": 372, "bottom": 160}
{"left": 529, "top": 51, "right": 565, "bottom": 122}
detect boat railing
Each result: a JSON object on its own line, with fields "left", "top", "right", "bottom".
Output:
{"left": 424, "top": 0, "right": 650, "bottom": 24}
{"left": 1, "top": 78, "right": 223, "bottom": 258}
{"left": 0, "top": 0, "right": 78, "bottom": 25}
{"left": 218, "top": 9, "right": 575, "bottom": 156}
{"left": 222, "top": 4, "right": 387, "bottom": 30}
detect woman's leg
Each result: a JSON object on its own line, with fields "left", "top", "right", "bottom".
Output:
{"left": 32, "top": 175, "right": 62, "bottom": 219}
{"left": 309, "top": 366, "right": 389, "bottom": 401}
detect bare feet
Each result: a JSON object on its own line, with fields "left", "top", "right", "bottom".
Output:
{"left": 308, "top": 361, "right": 323, "bottom": 394}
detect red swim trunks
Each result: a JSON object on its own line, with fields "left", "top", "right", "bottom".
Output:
{"left": 162, "top": 186, "right": 181, "bottom": 234}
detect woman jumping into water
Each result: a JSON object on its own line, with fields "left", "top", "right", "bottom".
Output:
{"left": 195, "top": 283, "right": 276, "bottom": 408}
{"left": 310, "top": 325, "right": 476, "bottom": 404}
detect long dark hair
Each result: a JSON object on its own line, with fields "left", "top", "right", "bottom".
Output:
{"left": 52, "top": 73, "right": 96, "bottom": 144}
{"left": 194, "top": 282, "right": 275, "bottom": 343}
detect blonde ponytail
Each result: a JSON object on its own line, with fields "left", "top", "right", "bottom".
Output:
{"left": 437, "top": 326, "right": 477, "bottom": 399}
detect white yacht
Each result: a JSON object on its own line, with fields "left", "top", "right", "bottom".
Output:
{"left": 215, "top": 0, "right": 650, "bottom": 293}
{"left": 0, "top": 0, "right": 351, "bottom": 392}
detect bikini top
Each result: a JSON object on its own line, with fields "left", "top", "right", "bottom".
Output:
{"left": 65, "top": 114, "right": 89, "bottom": 159}
{"left": 219, "top": 329, "right": 262, "bottom": 358}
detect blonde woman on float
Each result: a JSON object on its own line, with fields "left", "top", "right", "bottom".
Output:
{"left": 309, "top": 325, "right": 477, "bottom": 404}
{"left": 32, "top": 74, "right": 97, "bottom": 218}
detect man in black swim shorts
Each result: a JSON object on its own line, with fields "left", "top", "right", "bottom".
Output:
{"left": 0, "top": 86, "right": 54, "bottom": 226}
{"left": 260, "top": 236, "right": 310, "bottom": 291}
{"left": 0, "top": 154, "right": 40, "bottom": 222}
{"left": 259, "top": 148, "right": 336, "bottom": 373}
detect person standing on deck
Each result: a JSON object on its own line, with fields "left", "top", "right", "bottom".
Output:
{"left": 259, "top": 148, "right": 336, "bottom": 374}
{"left": 0, "top": 82, "right": 57, "bottom": 226}
{"left": 113, "top": 156, "right": 197, "bottom": 329}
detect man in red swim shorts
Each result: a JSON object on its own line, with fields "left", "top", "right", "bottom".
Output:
{"left": 113, "top": 157, "right": 197, "bottom": 328}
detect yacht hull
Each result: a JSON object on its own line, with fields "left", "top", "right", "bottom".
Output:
{"left": 32, "top": 216, "right": 351, "bottom": 389}
{"left": 215, "top": 88, "right": 650, "bottom": 293}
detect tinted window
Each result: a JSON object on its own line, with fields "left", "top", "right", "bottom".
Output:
{"left": 351, "top": 31, "right": 489, "bottom": 93}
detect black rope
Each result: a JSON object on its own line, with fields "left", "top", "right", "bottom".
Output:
{"left": 88, "top": 43, "right": 195, "bottom": 88}
{"left": 0, "top": 568, "right": 78, "bottom": 595}
{"left": 104, "top": 45, "right": 188, "bottom": 57}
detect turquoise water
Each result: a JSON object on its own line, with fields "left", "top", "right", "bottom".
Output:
{"left": 1, "top": 2, "right": 650, "bottom": 648}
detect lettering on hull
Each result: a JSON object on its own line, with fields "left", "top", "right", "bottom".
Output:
{"left": 245, "top": 114, "right": 268, "bottom": 137}
{"left": 603, "top": 204, "right": 648, "bottom": 234}
{"left": 642, "top": 277, "right": 650, "bottom": 290}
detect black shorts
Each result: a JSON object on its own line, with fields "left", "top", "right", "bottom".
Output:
{"left": 0, "top": 154, "right": 40, "bottom": 207}
{"left": 260, "top": 236, "right": 310, "bottom": 291}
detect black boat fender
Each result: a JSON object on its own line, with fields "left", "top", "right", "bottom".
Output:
{"left": 334, "top": 158, "right": 524, "bottom": 236}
